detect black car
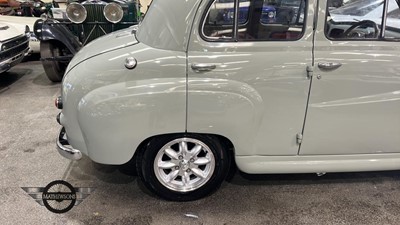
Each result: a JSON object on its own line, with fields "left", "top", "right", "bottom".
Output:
{"left": 34, "top": 0, "right": 141, "bottom": 82}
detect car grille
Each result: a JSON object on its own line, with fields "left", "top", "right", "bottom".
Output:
{"left": 61, "top": 2, "right": 137, "bottom": 45}
{"left": 76, "top": 3, "right": 132, "bottom": 45}
{"left": 82, "top": 3, "right": 113, "bottom": 43}
{"left": 0, "top": 35, "right": 29, "bottom": 61}
{"left": 1, "top": 35, "right": 28, "bottom": 51}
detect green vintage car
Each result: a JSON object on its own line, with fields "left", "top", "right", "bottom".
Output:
{"left": 34, "top": 0, "right": 141, "bottom": 82}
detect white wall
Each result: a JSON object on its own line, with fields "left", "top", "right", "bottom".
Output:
{"left": 140, "top": 0, "right": 152, "bottom": 13}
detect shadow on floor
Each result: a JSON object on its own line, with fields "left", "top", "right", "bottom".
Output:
{"left": 0, "top": 68, "right": 31, "bottom": 93}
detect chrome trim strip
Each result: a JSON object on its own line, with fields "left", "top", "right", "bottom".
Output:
{"left": 0, "top": 47, "right": 29, "bottom": 73}
{"left": 1, "top": 35, "right": 29, "bottom": 51}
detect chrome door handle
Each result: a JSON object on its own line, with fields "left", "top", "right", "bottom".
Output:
{"left": 318, "top": 62, "right": 342, "bottom": 70}
{"left": 191, "top": 63, "right": 216, "bottom": 72}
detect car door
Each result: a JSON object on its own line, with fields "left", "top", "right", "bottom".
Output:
{"left": 186, "top": 0, "right": 314, "bottom": 156}
{"left": 300, "top": 0, "right": 400, "bottom": 155}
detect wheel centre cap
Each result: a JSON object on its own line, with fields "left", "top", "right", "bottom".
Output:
{"left": 181, "top": 160, "right": 189, "bottom": 170}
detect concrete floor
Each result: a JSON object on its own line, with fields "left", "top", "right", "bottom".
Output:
{"left": 1, "top": 59, "right": 400, "bottom": 225}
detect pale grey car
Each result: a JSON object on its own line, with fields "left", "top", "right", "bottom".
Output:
{"left": 55, "top": 0, "right": 400, "bottom": 201}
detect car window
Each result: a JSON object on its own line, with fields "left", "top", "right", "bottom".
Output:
{"left": 383, "top": 0, "right": 400, "bottom": 38}
{"left": 325, "top": 0, "right": 400, "bottom": 40}
{"left": 387, "top": 8, "right": 400, "bottom": 18}
{"left": 202, "top": 0, "right": 307, "bottom": 41}
{"left": 203, "top": 0, "right": 236, "bottom": 39}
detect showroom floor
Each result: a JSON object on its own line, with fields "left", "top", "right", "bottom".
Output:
{"left": 1, "top": 59, "right": 400, "bottom": 225}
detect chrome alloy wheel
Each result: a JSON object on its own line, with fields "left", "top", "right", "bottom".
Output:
{"left": 153, "top": 138, "right": 216, "bottom": 192}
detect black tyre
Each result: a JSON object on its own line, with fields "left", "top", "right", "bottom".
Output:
{"left": 137, "top": 134, "right": 230, "bottom": 201}
{"left": 40, "top": 41, "right": 67, "bottom": 82}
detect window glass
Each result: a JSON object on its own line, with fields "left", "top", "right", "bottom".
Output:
{"left": 387, "top": 8, "right": 400, "bottom": 18}
{"left": 238, "top": 0, "right": 251, "bottom": 24}
{"left": 325, "top": 0, "right": 385, "bottom": 39}
{"left": 238, "top": 0, "right": 306, "bottom": 40}
{"left": 203, "top": 0, "right": 236, "bottom": 39}
{"left": 384, "top": 0, "right": 400, "bottom": 38}
{"left": 202, "top": 0, "right": 306, "bottom": 41}
{"left": 330, "top": 0, "right": 383, "bottom": 16}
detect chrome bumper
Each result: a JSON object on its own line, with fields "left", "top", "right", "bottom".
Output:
{"left": 57, "top": 127, "right": 82, "bottom": 160}
{"left": 0, "top": 49, "right": 27, "bottom": 74}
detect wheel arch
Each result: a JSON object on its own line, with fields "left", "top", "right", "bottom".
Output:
{"left": 35, "top": 19, "right": 82, "bottom": 54}
{"left": 132, "top": 132, "right": 236, "bottom": 169}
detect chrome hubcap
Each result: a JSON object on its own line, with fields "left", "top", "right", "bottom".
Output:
{"left": 153, "top": 138, "right": 215, "bottom": 192}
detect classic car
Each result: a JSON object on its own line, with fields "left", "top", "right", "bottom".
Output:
{"left": 0, "top": 15, "right": 40, "bottom": 53}
{"left": 55, "top": 0, "right": 400, "bottom": 201}
{"left": 34, "top": 0, "right": 141, "bottom": 82}
{"left": 0, "top": 20, "right": 30, "bottom": 73}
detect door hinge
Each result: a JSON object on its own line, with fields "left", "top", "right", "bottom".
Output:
{"left": 306, "top": 66, "right": 313, "bottom": 79}
{"left": 296, "top": 133, "right": 303, "bottom": 144}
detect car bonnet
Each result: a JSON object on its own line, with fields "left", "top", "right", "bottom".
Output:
{"left": 0, "top": 21, "right": 25, "bottom": 42}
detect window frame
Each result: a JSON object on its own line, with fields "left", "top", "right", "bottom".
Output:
{"left": 199, "top": 0, "right": 308, "bottom": 42}
{"left": 200, "top": 0, "right": 238, "bottom": 42}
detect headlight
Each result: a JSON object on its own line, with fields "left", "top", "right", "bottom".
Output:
{"left": 103, "top": 3, "right": 123, "bottom": 23}
{"left": 40, "top": 13, "right": 48, "bottom": 21}
{"left": 66, "top": 3, "right": 87, "bottom": 24}
{"left": 268, "top": 11, "right": 275, "bottom": 18}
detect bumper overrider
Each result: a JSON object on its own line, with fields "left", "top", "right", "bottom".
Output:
{"left": 57, "top": 127, "right": 82, "bottom": 160}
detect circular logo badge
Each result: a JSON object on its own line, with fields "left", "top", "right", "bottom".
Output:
{"left": 42, "top": 180, "right": 76, "bottom": 214}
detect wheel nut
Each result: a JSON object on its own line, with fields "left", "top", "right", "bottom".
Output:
{"left": 186, "top": 169, "right": 191, "bottom": 172}
{"left": 190, "top": 158, "right": 195, "bottom": 162}
{"left": 178, "top": 155, "right": 183, "bottom": 160}
{"left": 175, "top": 166, "right": 179, "bottom": 170}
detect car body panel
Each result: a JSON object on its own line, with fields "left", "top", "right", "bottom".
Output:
{"left": 77, "top": 77, "right": 186, "bottom": 163}
{"left": 62, "top": 36, "right": 187, "bottom": 164}
{"left": 66, "top": 26, "right": 138, "bottom": 74}
{"left": 186, "top": 0, "right": 314, "bottom": 157}
{"left": 0, "top": 20, "right": 25, "bottom": 41}
{"left": 236, "top": 153, "right": 400, "bottom": 173}
{"left": 300, "top": 0, "right": 400, "bottom": 155}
